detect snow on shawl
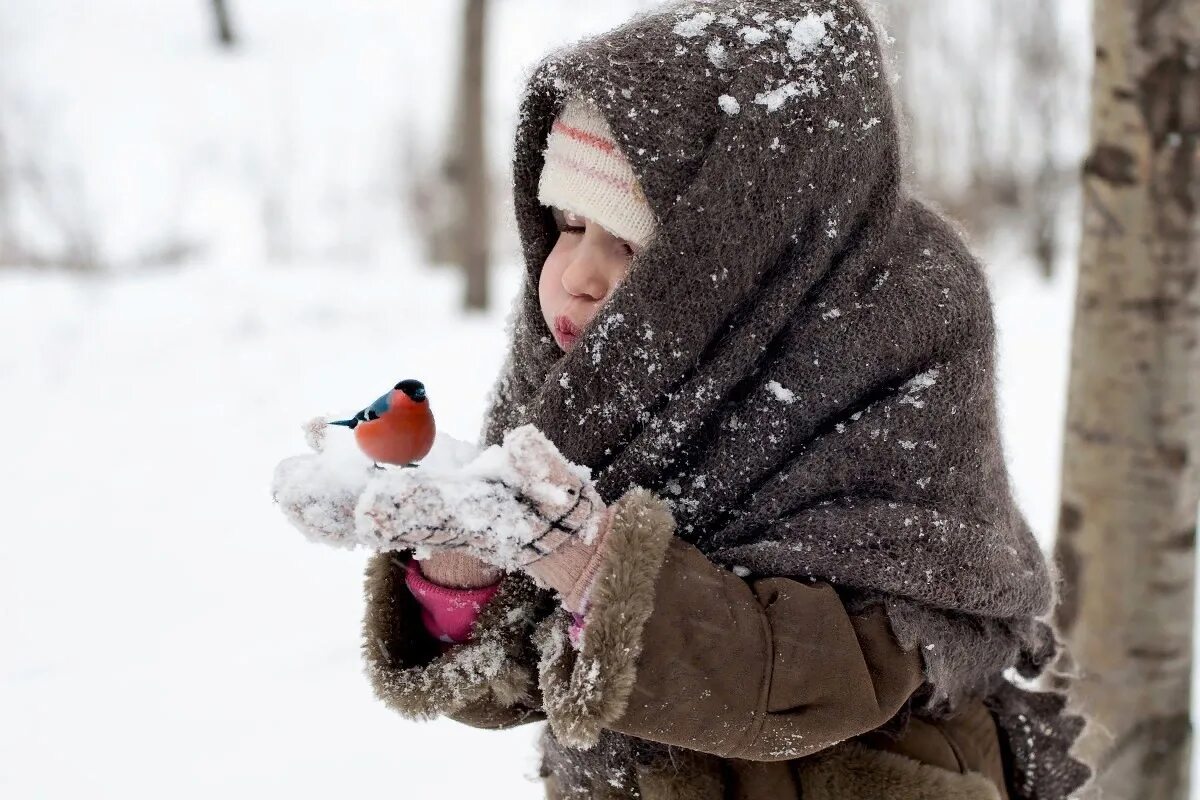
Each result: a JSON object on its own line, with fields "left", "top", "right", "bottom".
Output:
{"left": 484, "top": 0, "right": 1088, "bottom": 797}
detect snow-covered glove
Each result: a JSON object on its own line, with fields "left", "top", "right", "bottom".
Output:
{"left": 272, "top": 418, "right": 373, "bottom": 549}
{"left": 356, "top": 424, "right": 609, "bottom": 571}
{"left": 272, "top": 421, "right": 607, "bottom": 570}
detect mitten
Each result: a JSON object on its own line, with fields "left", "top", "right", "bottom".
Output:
{"left": 271, "top": 418, "right": 373, "bottom": 548}
{"left": 356, "top": 424, "right": 608, "bottom": 570}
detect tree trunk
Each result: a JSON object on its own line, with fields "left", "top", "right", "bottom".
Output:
{"left": 0, "top": 127, "right": 13, "bottom": 265}
{"left": 1024, "top": 0, "right": 1066, "bottom": 278}
{"left": 459, "top": 0, "right": 490, "bottom": 310}
{"left": 1054, "top": 1, "right": 1200, "bottom": 799}
{"left": 211, "top": 0, "right": 236, "bottom": 49}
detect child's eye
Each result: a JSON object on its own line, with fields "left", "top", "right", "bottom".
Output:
{"left": 552, "top": 208, "right": 585, "bottom": 234}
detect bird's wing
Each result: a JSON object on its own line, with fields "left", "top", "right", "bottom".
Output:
{"left": 364, "top": 392, "right": 392, "bottom": 420}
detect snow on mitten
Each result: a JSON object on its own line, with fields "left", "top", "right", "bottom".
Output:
{"left": 271, "top": 417, "right": 375, "bottom": 548}
{"left": 466, "top": 423, "right": 606, "bottom": 546}
{"left": 356, "top": 424, "right": 607, "bottom": 570}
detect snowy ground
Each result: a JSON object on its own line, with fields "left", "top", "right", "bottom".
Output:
{"left": 0, "top": 244, "right": 1077, "bottom": 798}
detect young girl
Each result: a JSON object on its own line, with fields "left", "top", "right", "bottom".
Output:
{"left": 278, "top": 1, "right": 1090, "bottom": 797}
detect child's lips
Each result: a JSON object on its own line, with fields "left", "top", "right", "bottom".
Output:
{"left": 554, "top": 315, "right": 582, "bottom": 349}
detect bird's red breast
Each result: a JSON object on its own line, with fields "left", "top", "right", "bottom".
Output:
{"left": 354, "top": 391, "right": 436, "bottom": 465}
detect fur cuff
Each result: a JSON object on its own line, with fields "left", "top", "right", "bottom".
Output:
{"left": 797, "top": 741, "right": 1001, "bottom": 800}
{"left": 532, "top": 487, "right": 676, "bottom": 748}
{"left": 363, "top": 552, "right": 551, "bottom": 719}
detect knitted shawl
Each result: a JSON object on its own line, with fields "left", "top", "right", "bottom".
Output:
{"left": 481, "top": 1, "right": 1089, "bottom": 797}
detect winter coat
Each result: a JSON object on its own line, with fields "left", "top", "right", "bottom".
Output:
{"left": 364, "top": 487, "right": 1011, "bottom": 799}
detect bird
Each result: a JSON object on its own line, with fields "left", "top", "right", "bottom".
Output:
{"left": 330, "top": 379, "right": 436, "bottom": 467}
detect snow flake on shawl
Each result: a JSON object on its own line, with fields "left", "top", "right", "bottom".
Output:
{"left": 706, "top": 39, "right": 729, "bottom": 68}
{"left": 766, "top": 380, "right": 797, "bottom": 404}
{"left": 739, "top": 26, "right": 771, "bottom": 46}
{"left": 587, "top": 311, "right": 626, "bottom": 366}
{"left": 899, "top": 368, "right": 940, "bottom": 408}
{"left": 672, "top": 11, "right": 716, "bottom": 38}
{"left": 788, "top": 10, "right": 835, "bottom": 60}
{"left": 669, "top": 3, "right": 887, "bottom": 138}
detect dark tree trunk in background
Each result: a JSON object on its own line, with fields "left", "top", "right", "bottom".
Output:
{"left": 1054, "top": 0, "right": 1200, "bottom": 798}
{"left": 211, "top": 0, "right": 236, "bottom": 48}
{"left": 1024, "top": 0, "right": 1066, "bottom": 278}
{"left": 459, "top": 0, "right": 490, "bottom": 310}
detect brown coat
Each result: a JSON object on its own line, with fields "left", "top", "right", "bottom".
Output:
{"left": 364, "top": 488, "right": 1011, "bottom": 799}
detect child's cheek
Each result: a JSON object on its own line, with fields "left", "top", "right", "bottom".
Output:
{"left": 538, "top": 247, "right": 567, "bottom": 324}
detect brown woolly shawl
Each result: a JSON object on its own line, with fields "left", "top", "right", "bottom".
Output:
{"left": 480, "top": 1, "right": 1088, "bottom": 797}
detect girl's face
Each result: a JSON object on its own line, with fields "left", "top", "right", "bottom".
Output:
{"left": 539, "top": 207, "right": 640, "bottom": 352}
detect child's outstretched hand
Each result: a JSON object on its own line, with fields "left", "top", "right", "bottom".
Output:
{"left": 271, "top": 421, "right": 609, "bottom": 573}
{"left": 356, "top": 424, "right": 609, "bottom": 571}
{"left": 271, "top": 417, "right": 375, "bottom": 549}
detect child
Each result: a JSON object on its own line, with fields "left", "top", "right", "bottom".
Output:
{"left": 279, "top": 1, "right": 1090, "bottom": 798}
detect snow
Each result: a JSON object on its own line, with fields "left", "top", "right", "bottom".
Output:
{"left": 587, "top": 311, "right": 625, "bottom": 366}
{"left": 739, "top": 26, "right": 771, "bottom": 46}
{"left": 706, "top": 40, "right": 729, "bottom": 69}
{"left": 787, "top": 11, "right": 834, "bottom": 61}
{"left": 897, "top": 368, "right": 941, "bottom": 409}
{"left": 754, "top": 79, "right": 820, "bottom": 113}
{"left": 718, "top": 94, "right": 741, "bottom": 115}
{"left": 673, "top": 11, "right": 716, "bottom": 38}
{"left": 767, "top": 380, "right": 797, "bottom": 405}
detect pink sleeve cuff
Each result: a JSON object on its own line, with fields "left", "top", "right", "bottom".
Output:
{"left": 404, "top": 557, "right": 502, "bottom": 648}
{"left": 403, "top": 557, "right": 593, "bottom": 651}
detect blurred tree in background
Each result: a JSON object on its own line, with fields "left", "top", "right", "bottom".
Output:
{"left": 881, "top": 0, "right": 1090, "bottom": 277}
{"left": 458, "top": 0, "right": 491, "bottom": 311}
{"left": 210, "top": 0, "right": 237, "bottom": 49}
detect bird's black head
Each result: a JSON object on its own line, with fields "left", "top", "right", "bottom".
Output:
{"left": 394, "top": 379, "right": 427, "bottom": 403}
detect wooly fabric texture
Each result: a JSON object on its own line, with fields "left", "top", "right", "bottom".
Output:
{"left": 481, "top": 1, "right": 1088, "bottom": 798}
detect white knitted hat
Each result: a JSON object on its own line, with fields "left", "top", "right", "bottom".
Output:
{"left": 537, "top": 95, "right": 658, "bottom": 249}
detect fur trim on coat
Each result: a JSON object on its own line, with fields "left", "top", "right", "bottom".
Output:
{"left": 533, "top": 487, "right": 676, "bottom": 748}
{"left": 363, "top": 552, "right": 551, "bottom": 722}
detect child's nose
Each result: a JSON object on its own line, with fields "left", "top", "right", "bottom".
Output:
{"left": 561, "top": 245, "right": 615, "bottom": 302}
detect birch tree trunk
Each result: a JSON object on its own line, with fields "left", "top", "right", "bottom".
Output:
{"left": 460, "top": 0, "right": 490, "bottom": 310}
{"left": 1054, "top": 1, "right": 1200, "bottom": 798}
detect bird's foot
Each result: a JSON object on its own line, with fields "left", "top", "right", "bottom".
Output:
{"left": 400, "top": 462, "right": 418, "bottom": 469}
